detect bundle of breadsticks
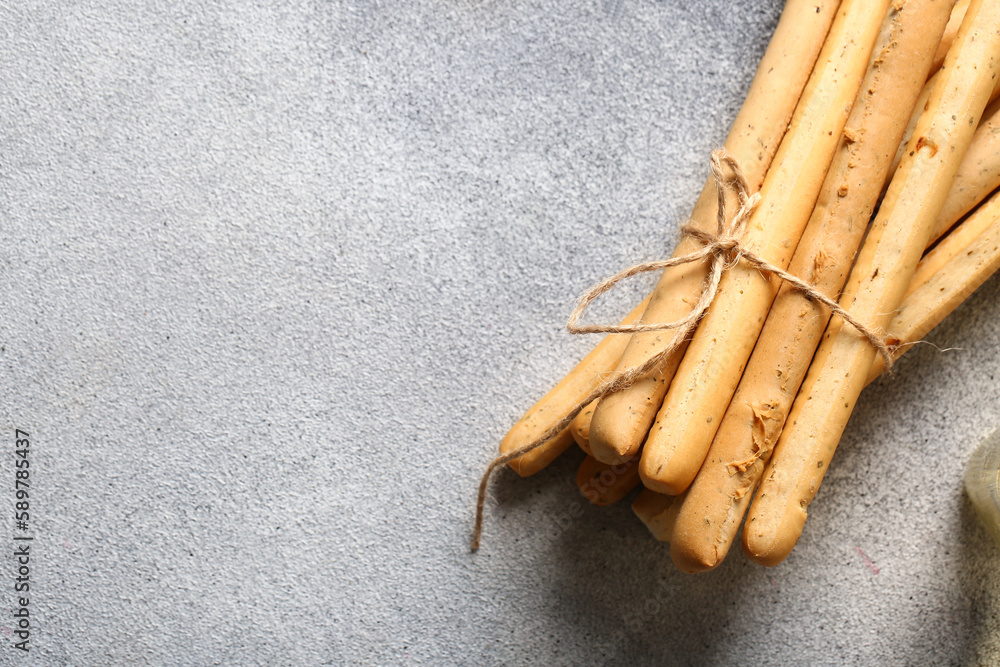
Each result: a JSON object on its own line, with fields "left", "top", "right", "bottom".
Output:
{"left": 476, "top": 0, "right": 1000, "bottom": 572}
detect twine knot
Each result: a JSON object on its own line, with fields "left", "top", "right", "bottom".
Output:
{"left": 471, "top": 148, "right": 892, "bottom": 551}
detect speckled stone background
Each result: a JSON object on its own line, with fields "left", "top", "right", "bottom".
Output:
{"left": 1, "top": 0, "right": 998, "bottom": 664}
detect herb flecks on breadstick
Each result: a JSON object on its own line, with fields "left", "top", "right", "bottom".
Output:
{"left": 930, "top": 102, "right": 1000, "bottom": 243}
{"left": 638, "top": 0, "right": 893, "bottom": 496}
{"left": 868, "top": 189, "right": 1000, "bottom": 380}
{"left": 744, "top": 0, "right": 1000, "bottom": 567}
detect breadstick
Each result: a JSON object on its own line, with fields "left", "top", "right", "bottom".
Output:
{"left": 931, "top": 0, "right": 969, "bottom": 72}
{"left": 930, "top": 101, "right": 1000, "bottom": 244}
{"left": 887, "top": 0, "right": 968, "bottom": 181}
{"left": 868, "top": 189, "right": 1000, "bottom": 380}
{"left": 883, "top": 2, "right": 963, "bottom": 184}
{"left": 632, "top": 489, "right": 684, "bottom": 542}
{"left": 499, "top": 295, "right": 649, "bottom": 476}
{"left": 667, "top": 0, "right": 953, "bottom": 574}
{"left": 889, "top": 62, "right": 1000, "bottom": 197}
{"left": 743, "top": 0, "right": 1000, "bottom": 567}
{"left": 638, "top": 0, "right": 892, "bottom": 494}
{"left": 569, "top": 400, "right": 596, "bottom": 455}
{"left": 887, "top": 73, "right": 937, "bottom": 185}
{"left": 583, "top": 0, "right": 842, "bottom": 464}
{"left": 577, "top": 455, "right": 641, "bottom": 506}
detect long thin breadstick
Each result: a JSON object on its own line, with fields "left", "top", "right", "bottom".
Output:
{"left": 638, "top": 0, "right": 893, "bottom": 495}
{"left": 885, "top": 0, "right": 971, "bottom": 184}
{"left": 744, "top": 0, "right": 1000, "bottom": 567}
{"left": 569, "top": 400, "right": 597, "bottom": 456}
{"left": 668, "top": 0, "right": 953, "bottom": 574}
{"left": 884, "top": 0, "right": 966, "bottom": 189}
{"left": 931, "top": 0, "right": 970, "bottom": 72}
{"left": 930, "top": 101, "right": 1000, "bottom": 243}
{"left": 498, "top": 294, "right": 649, "bottom": 476}
{"left": 868, "top": 188, "right": 1000, "bottom": 380}
{"left": 581, "top": 0, "right": 842, "bottom": 465}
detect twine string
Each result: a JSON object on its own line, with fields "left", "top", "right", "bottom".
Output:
{"left": 471, "top": 149, "right": 893, "bottom": 551}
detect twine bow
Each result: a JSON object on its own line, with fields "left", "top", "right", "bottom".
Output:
{"left": 471, "top": 149, "right": 892, "bottom": 551}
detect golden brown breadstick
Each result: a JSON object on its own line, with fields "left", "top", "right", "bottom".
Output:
{"left": 868, "top": 189, "right": 1000, "bottom": 380}
{"left": 931, "top": 0, "right": 969, "bottom": 72}
{"left": 929, "top": 102, "right": 1000, "bottom": 244}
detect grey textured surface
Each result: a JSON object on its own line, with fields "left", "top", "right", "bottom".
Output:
{"left": 1, "top": 0, "right": 999, "bottom": 664}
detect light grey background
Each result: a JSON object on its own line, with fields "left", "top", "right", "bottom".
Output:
{"left": 1, "top": 0, "right": 998, "bottom": 664}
